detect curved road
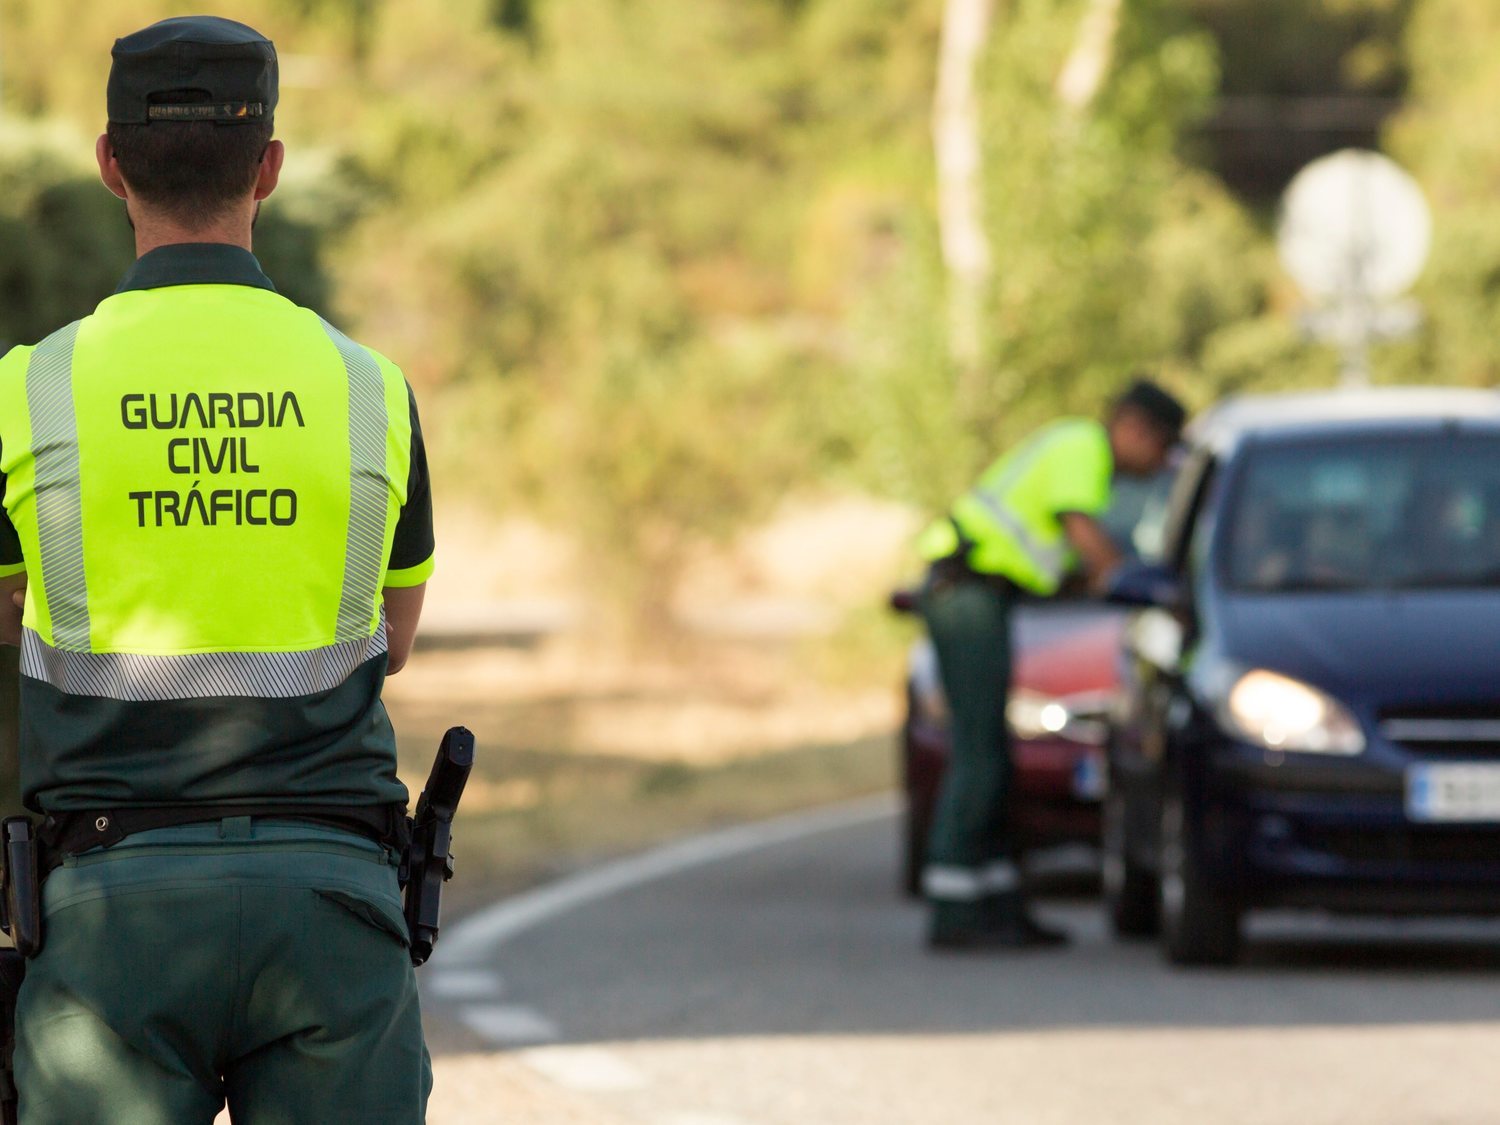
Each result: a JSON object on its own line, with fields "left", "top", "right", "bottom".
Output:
{"left": 423, "top": 802, "right": 1500, "bottom": 1124}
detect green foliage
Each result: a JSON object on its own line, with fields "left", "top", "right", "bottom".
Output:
{"left": 960, "top": 1, "right": 1261, "bottom": 444}
{"left": 0, "top": 130, "right": 134, "bottom": 345}
{"left": 0, "top": 123, "right": 332, "bottom": 347}
{"left": 0, "top": 0, "right": 1483, "bottom": 618}
{"left": 1190, "top": 0, "right": 1411, "bottom": 96}
{"left": 489, "top": 0, "right": 538, "bottom": 40}
{"left": 1381, "top": 0, "right": 1500, "bottom": 386}
{"left": 326, "top": 0, "right": 940, "bottom": 615}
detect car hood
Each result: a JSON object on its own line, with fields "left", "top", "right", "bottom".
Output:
{"left": 1216, "top": 591, "right": 1500, "bottom": 707}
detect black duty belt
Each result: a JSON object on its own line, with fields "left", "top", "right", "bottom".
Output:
{"left": 37, "top": 802, "right": 410, "bottom": 874}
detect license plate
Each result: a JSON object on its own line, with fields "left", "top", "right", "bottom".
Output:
{"left": 1072, "top": 751, "right": 1106, "bottom": 801}
{"left": 1406, "top": 763, "right": 1500, "bottom": 823}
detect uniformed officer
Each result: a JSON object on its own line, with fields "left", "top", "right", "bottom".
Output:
{"left": 916, "top": 380, "right": 1184, "bottom": 950}
{"left": 0, "top": 17, "right": 435, "bottom": 1122}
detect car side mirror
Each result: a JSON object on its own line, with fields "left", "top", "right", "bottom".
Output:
{"left": 1105, "top": 561, "right": 1184, "bottom": 610}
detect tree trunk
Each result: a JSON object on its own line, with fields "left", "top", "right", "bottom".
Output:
{"left": 933, "top": 0, "right": 995, "bottom": 404}
{"left": 1056, "top": 0, "right": 1124, "bottom": 111}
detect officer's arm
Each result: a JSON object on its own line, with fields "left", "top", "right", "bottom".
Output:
{"left": 0, "top": 574, "right": 22, "bottom": 647}
{"left": 1060, "top": 512, "right": 1122, "bottom": 592}
{"left": 381, "top": 378, "right": 433, "bottom": 676}
{"left": 383, "top": 583, "right": 426, "bottom": 675}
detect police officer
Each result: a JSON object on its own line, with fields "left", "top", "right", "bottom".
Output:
{"left": 0, "top": 17, "right": 434, "bottom": 1122}
{"left": 916, "top": 380, "right": 1184, "bottom": 950}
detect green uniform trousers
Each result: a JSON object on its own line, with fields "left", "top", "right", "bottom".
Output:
{"left": 921, "top": 574, "right": 1019, "bottom": 935}
{"left": 14, "top": 820, "right": 431, "bottom": 1125}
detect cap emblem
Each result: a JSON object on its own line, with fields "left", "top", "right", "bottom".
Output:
{"left": 146, "top": 101, "right": 265, "bottom": 123}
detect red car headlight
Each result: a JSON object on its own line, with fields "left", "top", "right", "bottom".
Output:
{"left": 1008, "top": 689, "right": 1113, "bottom": 746}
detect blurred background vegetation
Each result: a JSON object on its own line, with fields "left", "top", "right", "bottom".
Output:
{"left": 0, "top": 0, "right": 1493, "bottom": 620}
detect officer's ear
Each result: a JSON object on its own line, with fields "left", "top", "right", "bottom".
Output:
{"left": 253, "top": 140, "right": 285, "bottom": 203}
{"left": 96, "top": 134, "right": 128, "bottom": 201}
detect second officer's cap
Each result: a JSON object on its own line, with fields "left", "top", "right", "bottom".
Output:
{"left": 108, "top": 16, "right": 277, "bottom": 126}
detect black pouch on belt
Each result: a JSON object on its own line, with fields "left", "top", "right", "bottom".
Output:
{"left": 0, "top": 818, "right": 42, "bottom": 960}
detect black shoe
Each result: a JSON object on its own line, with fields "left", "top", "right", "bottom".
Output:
{"left": 997, "top": 909, "right": 1070, "bottom": 948}
{"left": 927, "top": 912, "right": 1070, "bottom": 952}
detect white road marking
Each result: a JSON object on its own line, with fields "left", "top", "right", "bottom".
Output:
{"left": 425, "top": 967, "right": 505, "bottom": 1000}
{"left": 519, "top": 1045, "right": 650, "bottom": 1092}
{"left": 436, "top": 794, "right": 898, "bottom": 965}
{"left": 458, "top": 1003, "right": 560, "bottom": 1044}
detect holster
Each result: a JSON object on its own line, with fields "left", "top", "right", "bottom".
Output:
{"left": 0, "top": 820, "right": 40, "bottom": 960}
{"left": 401, "top": 727, "right": 474, "bottom": 966}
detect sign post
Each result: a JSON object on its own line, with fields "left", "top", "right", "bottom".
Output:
{"left": 1277, "top": 149, "right": 1431, "bottom": 388}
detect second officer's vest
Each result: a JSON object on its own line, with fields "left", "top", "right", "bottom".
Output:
{"left": 917, "top": 418, "right": 1113, "bottom": 594}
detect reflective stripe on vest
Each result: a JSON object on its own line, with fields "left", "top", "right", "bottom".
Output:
{"left": 16, "top": 315, "right": 397, "bottom": 699}
{"left": 26, "top": 321, "right": 89, "bottom": 651}
{"left": 941, "top": 419, "right": 1110, "bottom": 593}
{"left": 320, "top": 318, "right": 391, "bottom": 645}
{"left": 20, "top": 616, "right": 387, "bottom": 701}
{"left": 955, "top": 428, "right": 1066, "bottom": 585}
{"left": 964, "top": 485, "right": 1067, "bottom": 584}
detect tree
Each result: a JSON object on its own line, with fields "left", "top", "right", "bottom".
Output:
{"left": 933, "top": 0, "right": 995, "bottom": 404}
{"left": 1057, "top": 0, "right": 1124, "bottom": 111}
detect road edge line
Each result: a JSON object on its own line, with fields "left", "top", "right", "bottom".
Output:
{"left": 434, "top": 793, "right": 898, "bottom": 965}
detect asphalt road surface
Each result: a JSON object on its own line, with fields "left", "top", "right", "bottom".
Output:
{"left": 424, "top": 800, "right": 1500, "bottom": 1124}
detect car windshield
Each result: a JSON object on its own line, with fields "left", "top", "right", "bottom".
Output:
{"left": 1225, "top": 433, "right": 1500, "bottom": 592}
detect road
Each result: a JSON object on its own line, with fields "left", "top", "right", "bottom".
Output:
{"left": 423, "top": 801, "right": 1500, "bottom": 1124}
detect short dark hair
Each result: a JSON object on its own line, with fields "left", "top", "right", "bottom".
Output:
{"left": 105, "top": 91, "right": 271, "bottom": 227}
{"left": 1113, "top": 378, "right": 1186, "bottom": 443}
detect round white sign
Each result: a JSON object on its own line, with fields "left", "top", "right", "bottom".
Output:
{"left": 1277, "top": 149, "right": 1431, "bottom": 302}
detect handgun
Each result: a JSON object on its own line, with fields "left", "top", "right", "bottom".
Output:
{"left": 402, "top": 726, "right": 474, "bottom": 966}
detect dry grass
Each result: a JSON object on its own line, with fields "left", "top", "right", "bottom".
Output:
{"left": 383, "top": 631, "right": 902, "bottom": 907}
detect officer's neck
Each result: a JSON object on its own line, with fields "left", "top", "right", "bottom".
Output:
{"left": 129, "top": 205, "right": 254, "bottom": 259}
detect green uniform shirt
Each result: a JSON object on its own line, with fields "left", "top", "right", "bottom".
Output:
{"left": 918, "top": 418, "right": 1113, "bottom": 594}
{"left": 0, "top": 244, "right": 435, "bottom": 813}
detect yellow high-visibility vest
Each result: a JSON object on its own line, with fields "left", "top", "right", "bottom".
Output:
{"left": 917, "top": 418, "right": 1113, "bottom": 594}
{"left": 0, "top": 244, "right": 434, "bottom": 812}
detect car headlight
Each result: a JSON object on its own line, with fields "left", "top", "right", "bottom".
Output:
{"left": 1008, "top": 689, "right": 1110, "bottom": 746}
{"left": 1008, "top": 690, "right": 1071, "bottom": 740}
{"left": 1220, "top": 669, "right": 1364, "bottom": 755}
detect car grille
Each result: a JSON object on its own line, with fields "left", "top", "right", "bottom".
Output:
{"left": 1378, "top": 711, "right": 1500, "bottom": 757}
{"left": 1300, "top": 825, "right": 1500, "bottom": 866}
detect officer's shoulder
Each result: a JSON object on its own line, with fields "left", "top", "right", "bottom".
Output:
{"left": 302, "top": 310, "right": 407, "bottom": 382}
{"left": 0, "top": 316, "right": 85, "bottom": 386}
{"left": 0, "top": 338, "right": 38, "bottom": 380}
{"left": 1042, "top": 416, "right": 1106, "bottom": 442}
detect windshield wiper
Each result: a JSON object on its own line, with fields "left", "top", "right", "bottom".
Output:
{"left": 1389, "top": 567, "right": 1500, "bottom": 591}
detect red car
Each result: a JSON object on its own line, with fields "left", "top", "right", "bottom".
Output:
{"left": 893, "top": 471, "right": 1173, "bottom": 893}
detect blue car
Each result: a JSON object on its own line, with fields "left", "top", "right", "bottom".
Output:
{"left": 1106, "top": 388, "right": 1500, "bottom": 965}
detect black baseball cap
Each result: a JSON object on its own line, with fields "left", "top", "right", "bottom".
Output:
{"left": 108, "top": 16, "right": 277, "bottom": 126}
{"left": 1115, "top": 378, "right": 1187, "bottom": 442}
